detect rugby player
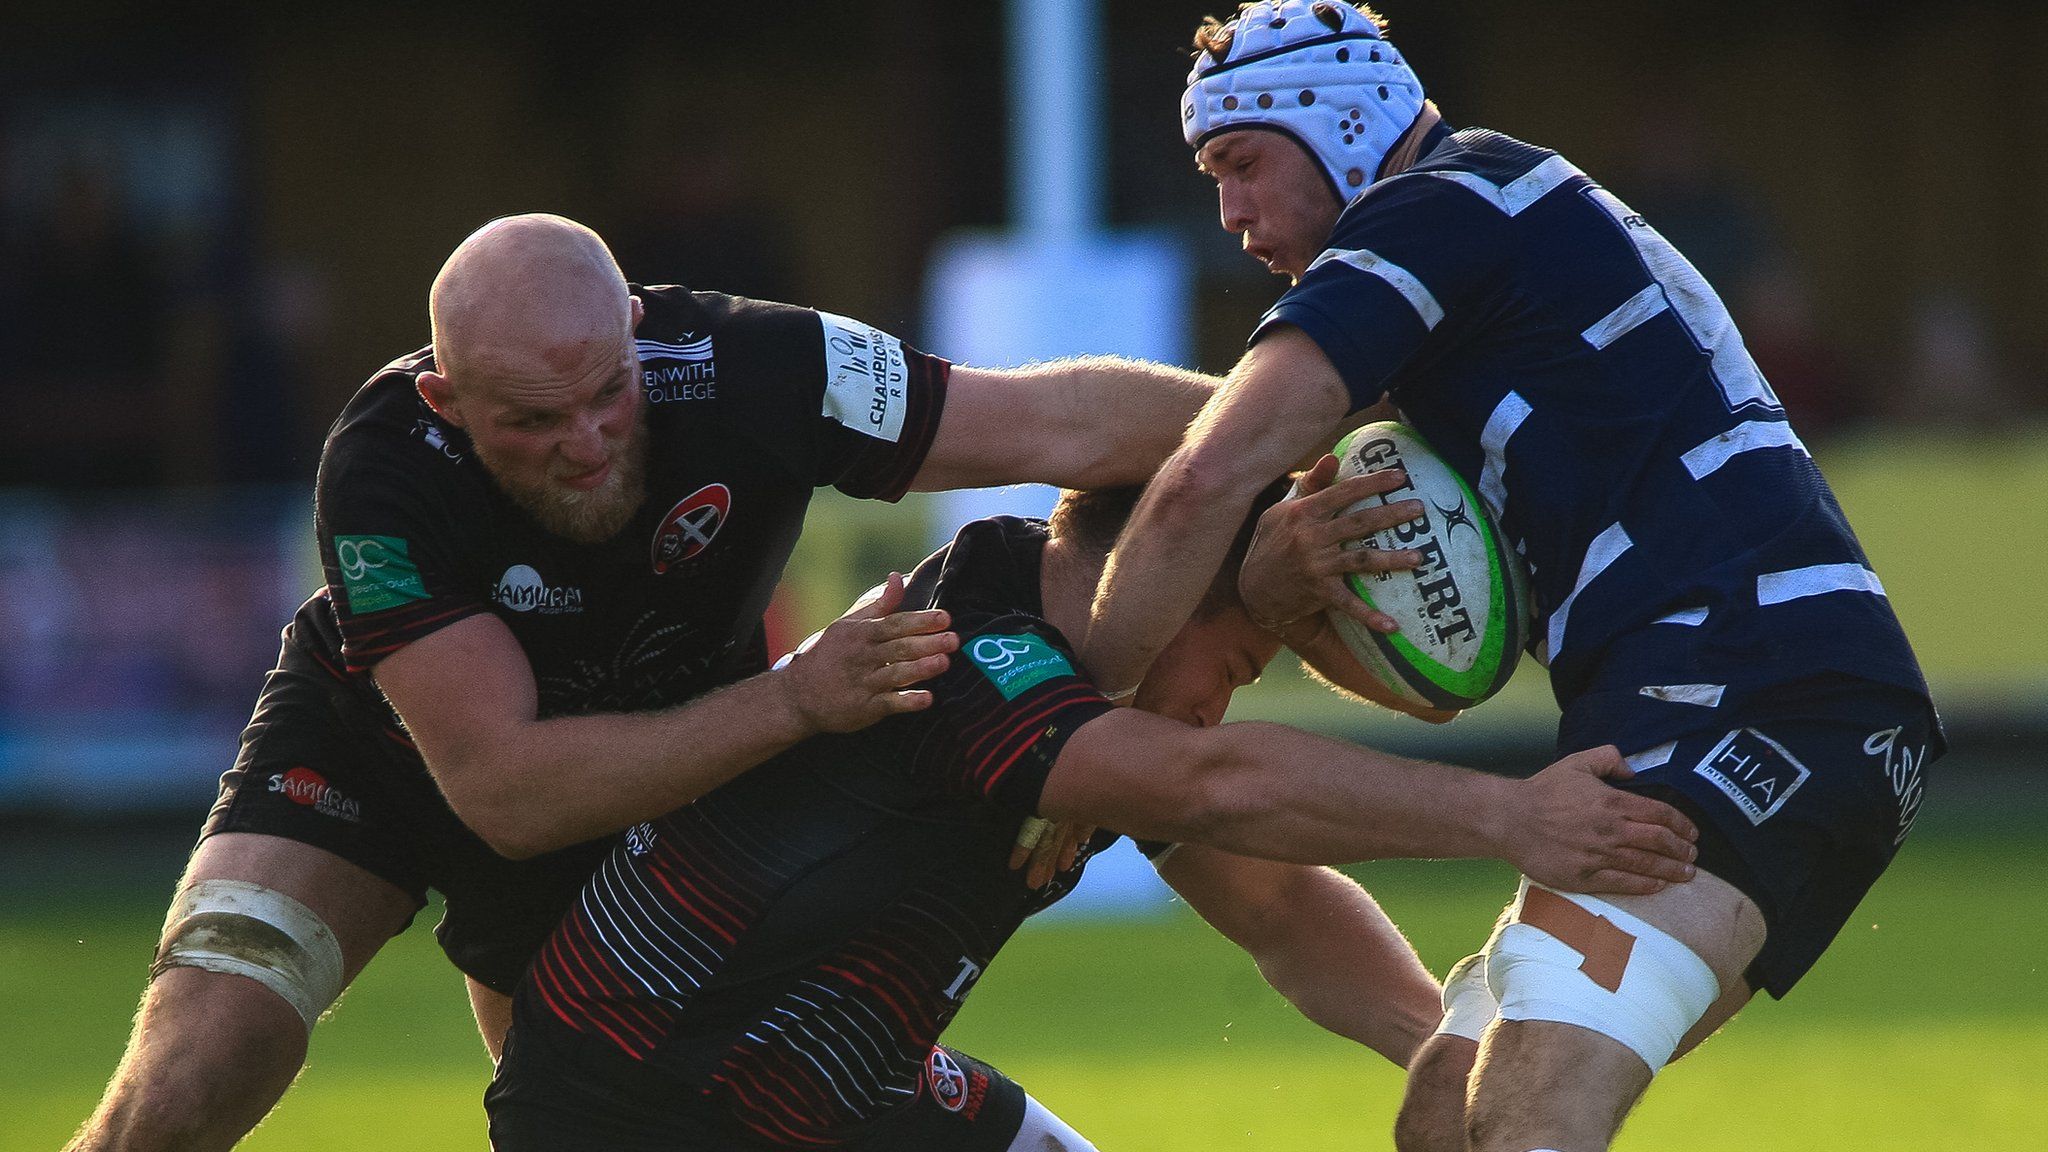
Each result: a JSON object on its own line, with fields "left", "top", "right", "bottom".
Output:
{"left": 484, "top": 484, "right": 1702, "bottom": 1152}
{"left": 65, "top": 213, "right": 1250, "bottom": 1152}
{"left": 1079, "top": 5, "right": 1945, "bottom": 1150}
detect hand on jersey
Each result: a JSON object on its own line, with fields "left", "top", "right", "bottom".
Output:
{"left": 1503, "top": 746, "right": 1700, "bottom": 896}
{"left": 1239, "top": 454, "right": 1425, "bottom": 637}
{"left": 1009, "top": 817, "right": 1097, "bottom": 890}
{"left": 780, "top": 572, "right": 957, "bottom": 734}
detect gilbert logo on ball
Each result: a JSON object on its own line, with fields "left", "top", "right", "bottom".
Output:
{"left": 1326, "top": 422, "right": 1532, "bottom": 710}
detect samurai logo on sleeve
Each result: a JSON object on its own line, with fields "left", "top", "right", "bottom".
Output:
{"left": 967, "top": 633, "right": 1075, "bottom": 700}
{"left": 334, "top": 535, "right": 429, "bottom": 613}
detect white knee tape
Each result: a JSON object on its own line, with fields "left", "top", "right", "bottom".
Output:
{"left": 1483, "top": 880, "right": 1718, "bottom": 1073}
{"left": 1433, "top": 952, "right": 1499, "bottom": 1042}
{"left": 153, "top": 879, "right": 346, "bottom": 1032}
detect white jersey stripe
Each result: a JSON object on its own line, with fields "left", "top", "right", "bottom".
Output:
{"left": 1638, "top": 683, "right": 1726, "bottom": 708}
{"left": 1419, "top": 154, "right": 1583, "bottom": 217}
{"left": 1477, "top": 391, "right": 1532, "bottom": 520}
{"left": 1582, "top": 283, "right": 1671, "bottom": 349}
{"left": 607, "top": 860, "right": 713, "bottom": 986}
{"left": 1626, "top": 741, "right": 1678, "bottom": 772}
{"left": 1682, "top": 420, "right": 1810, "bottom": 480}
{"left": 1543, "top": 522, "right": 1634, "bottom": 664}
{"left": 615, "top": 858, "right": 719, "bottom": 980}
{"left": 1757, "top": 563, "right": 1886, "bottom": 606}
{"left": 1654, "top": 606, "right": 1709, "bottom": 627}
{"left": 1306, "top": 247, "right": 1444, "bottom": 329}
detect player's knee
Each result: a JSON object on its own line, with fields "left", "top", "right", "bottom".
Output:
{"left": 1393, "top": 1038, "right": 1474, "bottom": 1152}
{"left": 152, "top": 879, "right": 346, "bottom": 1033}
{"left": 1484, "top": 882, "right": 1720, "bottom": 1074}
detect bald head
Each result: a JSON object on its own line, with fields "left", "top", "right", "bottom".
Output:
{"left": 429, "top": 213, "right": 634, "bottom": 391}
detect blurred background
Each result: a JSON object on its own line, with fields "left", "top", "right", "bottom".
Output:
{"left": 2, "top": 1, "right": 2041, "bottom": 1148}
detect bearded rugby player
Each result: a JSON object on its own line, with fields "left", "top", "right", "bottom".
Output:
{"left": 69, "top": 213, "right": 1239, "bottom": 1152}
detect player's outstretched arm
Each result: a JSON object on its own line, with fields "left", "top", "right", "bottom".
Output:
{"left": 1038, "top": 710, "right": 1697, "bottom": 894}
{"left": 1083, "top": 327, "right": 1352, "bottom": 697}
{"left": 1154, "top": 843, "right": 1440, "bottom": 1068}
{"left": 911, "top": 358, "right": 1216, "bottom": 492}
{"left": 374, "top": 572, "right": 955, "bottom": 859}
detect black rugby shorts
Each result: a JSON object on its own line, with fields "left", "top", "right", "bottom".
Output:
{"left": 201, "top": 635, "right": 606, "bottom": 994}
{"left": 1560, "top": 673, "right": 1940, "bottom": 997}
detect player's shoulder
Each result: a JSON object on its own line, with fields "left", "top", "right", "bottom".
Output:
{"left": 1340, "top": 128, "right": 1587, "bottom": 233}
{"left": 317, "top": 346, "right": 485, "bottom": 515}
{"left": 322, "top": 346, "right": 474, "bottom": 477}
{"left": 635, "top": 284, "right": 820, "bottom": 350}
{"left": 908, "top": 515, "right": 1053, "bottom": 622}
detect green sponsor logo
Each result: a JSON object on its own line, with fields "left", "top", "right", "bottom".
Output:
{"left": 334, "top": 535, "right": 429, "bottom": 613}
{"left": 966, "top": 632, "right": 1074, "bottom": 700}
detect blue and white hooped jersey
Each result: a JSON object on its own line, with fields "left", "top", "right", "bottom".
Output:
{"left": 1256, "top": 127, "right": 1932, "bottom": 719}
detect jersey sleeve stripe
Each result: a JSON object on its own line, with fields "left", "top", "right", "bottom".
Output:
{"left": 1477, "top": 390, "right": 1532, "bottom": 520}
{"left": 1681, "top": 420, "right": 1810, "bottom": 480}
{"left": 1542, "top": 521, "right": 1634, "bottom": 665}
{"left": 1304, "top": 247, "right": 1444, "bottom": 329}
{"left": 1581, "top": 283, "right": 1671, "bottom": 349}
{"left": 962, "top": 685, "right": 1103, "bottom": 782}
{"left": 1756, "top": 563, "right": 1887, "bottom": 606}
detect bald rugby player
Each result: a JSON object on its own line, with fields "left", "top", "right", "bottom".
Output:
{"left": 68, "top": 214, "right": 1236, "bottom": 1152}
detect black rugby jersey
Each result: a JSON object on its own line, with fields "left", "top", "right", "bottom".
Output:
{"left": 294, "top": 286, "right": 946, "bottom": 726}
{"left": 1256, "top": 127, "right": 1935, "bottom": 730}
{"left": 509, "top": 516, "right": 1127, "bottom": 1147}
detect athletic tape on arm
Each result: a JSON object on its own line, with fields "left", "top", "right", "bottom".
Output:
{"left": 152, "top": 879, "right": 347, "bottom": 1032}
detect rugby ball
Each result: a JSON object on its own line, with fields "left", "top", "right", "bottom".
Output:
{"left": 1324, "top": 422, "right": 1532, "bottom": 711}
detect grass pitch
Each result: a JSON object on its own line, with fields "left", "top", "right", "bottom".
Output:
{"left": 5, "top": 789, "right": 2039, "bottom": 1151}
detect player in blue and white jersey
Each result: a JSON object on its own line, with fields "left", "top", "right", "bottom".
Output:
{"left": 1082, "top": 4, "right": 1944, "bottom": 1150}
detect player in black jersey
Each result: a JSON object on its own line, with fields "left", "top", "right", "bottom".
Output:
{"left": 1081, "top": 6, "right": 1944, "bottom": 1152}
{"left": 65, "top": 213, "right": 1244, "bottom": 1152}
{"left": 485, "top": 486, "right": 1702, "bottom": 1152}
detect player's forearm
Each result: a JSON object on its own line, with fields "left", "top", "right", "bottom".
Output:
{"left": 1082, "top": 452, "right": 1260, "bottom": 695}
{"left": 453, "top": 670, "right": 813, "bottom": 858}
{"left": 1031, "top": 356, "right": 1216, "bottom": 487}
{"left": 1083, "top": 349, "right": 1346, "bottom": 695}
{"left": 1182, "top": 721, "right": 1514, "bottom": 864}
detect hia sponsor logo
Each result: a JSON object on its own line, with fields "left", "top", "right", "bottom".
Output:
{"left": 1692, "top": 728, "right": 1810, "bottom": 826}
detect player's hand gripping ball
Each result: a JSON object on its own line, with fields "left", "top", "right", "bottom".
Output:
{"left": 1325, "top": 422, "right": 1532, "bottom": 710}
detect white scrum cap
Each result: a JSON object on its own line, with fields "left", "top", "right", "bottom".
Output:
{"left": 1181, "top": 1, "right": 1426, "bottom": 200}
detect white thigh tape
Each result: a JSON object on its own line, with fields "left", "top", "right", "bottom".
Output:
{"left": 1484, "top": 880, "right": 1719, "bottom": 1072}
{"left": 153, "top": 879, "right": 345, "bottom": 1032}
{"left": 1433, "top": 952, "right": 1499, "bottom": 1042}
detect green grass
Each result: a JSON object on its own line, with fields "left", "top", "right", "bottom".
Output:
{"left": 5, "top": 805, "right": 2040, "bottom": 1151}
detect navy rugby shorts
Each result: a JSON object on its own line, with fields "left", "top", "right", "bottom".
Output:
{"left": 488, "top": 1015, "right": 1030, "bottom": 1152}
{"left": 200, "top": 635, "right": 607, "bottom": 994}
{"left": 1557, "top": 673, "right": 1940, "bottom": 998}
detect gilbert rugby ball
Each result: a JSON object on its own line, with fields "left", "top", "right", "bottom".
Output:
{"left": 1325, "top": 422, "right": 1532, "bottom": 711}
